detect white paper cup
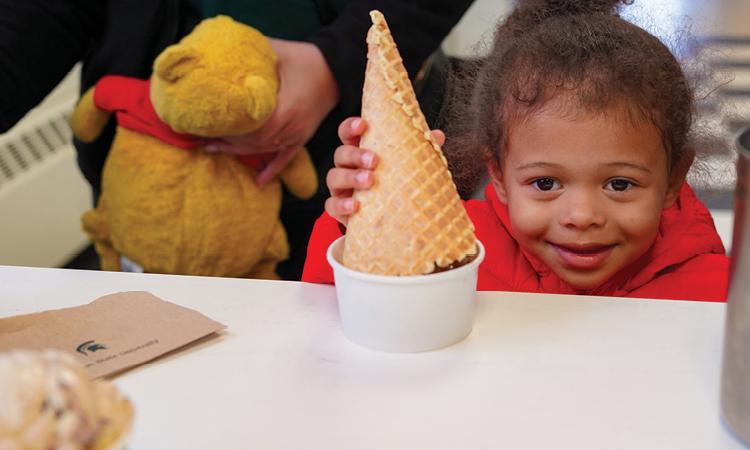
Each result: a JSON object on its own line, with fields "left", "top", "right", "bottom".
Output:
{"left": 327, "top": 236, "right": 485, "bottom": 352}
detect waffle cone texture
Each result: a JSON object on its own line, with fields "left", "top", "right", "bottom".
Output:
{"left": 342, "top": 10, "right": 477, "bottom": 276}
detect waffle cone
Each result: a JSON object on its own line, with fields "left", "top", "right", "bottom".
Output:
{"left": 342, "top": 10, "right": 477, "bottom": 276}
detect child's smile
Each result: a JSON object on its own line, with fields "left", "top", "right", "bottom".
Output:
{"left": 548, "top": 242, "right": 616, "bottom": 271}
{"left": 491, "top": 105, "right": 682, "bottom": 291}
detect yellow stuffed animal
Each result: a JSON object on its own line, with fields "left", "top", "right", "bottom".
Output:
{"left": 70, "top": 16, "right": 318, "bottom": 279}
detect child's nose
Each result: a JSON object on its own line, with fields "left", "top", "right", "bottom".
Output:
{"left": 558, "top": 191, "right": 606, "bottom": 229}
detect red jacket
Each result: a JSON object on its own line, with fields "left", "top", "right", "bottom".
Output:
{"left": 302, "top": 183, "right": 729, "bottom": 301}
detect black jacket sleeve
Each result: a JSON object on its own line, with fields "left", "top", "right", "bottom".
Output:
{"left": 0, "top": 0, "right": 105, "bottom": 132}
{"left": 307, "top": 0, "right": 474, "bottom": 118}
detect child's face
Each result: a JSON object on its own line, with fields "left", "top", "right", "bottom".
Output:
{"left": 490, "top": 107, "right": 680, "bottom": 290}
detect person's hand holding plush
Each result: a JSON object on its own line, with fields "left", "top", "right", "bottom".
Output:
{"left": 206, "top": 38, "right": 339, "bottom": 187}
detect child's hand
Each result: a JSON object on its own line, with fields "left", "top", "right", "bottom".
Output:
{"left": 325, "top": 118, "right": 375, "bottom": 226}
{"left": 325, "top": 117, "right": 445, "bottom": 226}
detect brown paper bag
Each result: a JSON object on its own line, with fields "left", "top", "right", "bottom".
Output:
{"left": 0, "top": 291, "right": 226, "bottom": 378}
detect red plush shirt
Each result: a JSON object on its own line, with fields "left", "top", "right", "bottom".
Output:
{"left": 302, "top": 183, "right": 729, "bottom": 301}
{"left": 93, "top": 75, "right": 274, "bottom": 170}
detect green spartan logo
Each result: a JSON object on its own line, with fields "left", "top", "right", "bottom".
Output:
{"left": 76, "top": 340, "right": 108, "bottom": 356}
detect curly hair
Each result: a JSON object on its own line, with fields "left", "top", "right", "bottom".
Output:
{"left": 443, "top": 0, "right": 701, "bottom": 197}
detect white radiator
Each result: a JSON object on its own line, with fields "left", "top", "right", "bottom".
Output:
{"left": 0, "top": 102, "right": 93, "bottom": 267}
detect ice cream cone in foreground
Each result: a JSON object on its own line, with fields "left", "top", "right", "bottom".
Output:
{"left": 0, "top": 350, "right": 133, "bottom": 450}
{"left": 342, "top": 10, "right": 477, "bottom": 276}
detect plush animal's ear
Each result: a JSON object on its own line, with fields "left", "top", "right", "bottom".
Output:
{"left": 153, "top": 45, "right": 202, "bottom": 82}
{"left": 243, "top": 74, "right": 277, "bottom": 121}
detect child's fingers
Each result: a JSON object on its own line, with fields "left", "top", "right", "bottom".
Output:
{"left": 338, "top": 117, "right": 368, "bottom": 146}
{"left": 325, "top": 196, "right": 359, "bottom": 225}
{"left": 326, "top": 167, "right": 374, "bottom": 194}
{"left": 431, "top": 129, "right": 446, "bottom": 146}
{"left": 334, "top": 145, "right": 378, "bottom": 169}
{"left": 330, "top": 187, "right": 354, "bottom": 198}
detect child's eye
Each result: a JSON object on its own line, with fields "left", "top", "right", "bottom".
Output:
{"left": 606, "top": 179, "right": 634, "bottom": 192}
{"left": 532, "top": 177, "right": 560, "bottom": 191}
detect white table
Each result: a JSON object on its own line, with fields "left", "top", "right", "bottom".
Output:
{"left": 0, "top": 265, "right": 746, "bottom": 450}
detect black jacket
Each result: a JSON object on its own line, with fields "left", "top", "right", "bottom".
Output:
{"left": 0, "top": 0, "right": 473, "bottom": 195}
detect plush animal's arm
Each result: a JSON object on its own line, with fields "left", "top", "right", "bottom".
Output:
{"left": 279, "top": 148, "right": 318, "bottom": 199}
{"left": 80, "top": 202, "right": 121, "bottom": 271}
{"left": 70, "top": 87, "right": 111, "bottom": 143}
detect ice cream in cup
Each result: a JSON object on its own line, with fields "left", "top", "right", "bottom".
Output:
{"left": 327, "top": 11, "right": 483, "bottom": 353}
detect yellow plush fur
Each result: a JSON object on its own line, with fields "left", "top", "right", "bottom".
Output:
{"left": 70, "top": 16, "right": 318, "bottom": 278}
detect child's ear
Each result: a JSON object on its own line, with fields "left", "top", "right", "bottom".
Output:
{"left": 663, "top": 148, "right": 695, "bottom": 208}
{"left": 485, "top": 152, "right": 509, "bottom": 204}
{"left": 153, "top": 44, "right": 202, "bottom": 83}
